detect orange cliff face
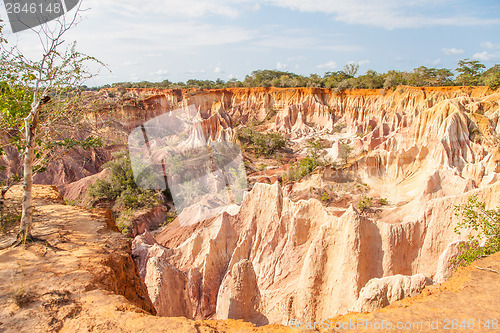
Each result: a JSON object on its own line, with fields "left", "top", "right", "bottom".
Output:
{"left": 99, "top": 86, "right": 499, "bottom": 127}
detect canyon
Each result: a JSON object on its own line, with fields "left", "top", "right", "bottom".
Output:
{"left": 1, "top": 86, "right": 499, "bottom": 330}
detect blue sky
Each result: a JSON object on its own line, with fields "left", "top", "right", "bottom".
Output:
{"left": 1, "top": 0, "right": 500, "bottom": 86}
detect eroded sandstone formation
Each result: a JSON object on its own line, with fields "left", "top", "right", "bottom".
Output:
{"left": 127, "top": 86, "right": 499, "bottom": 324}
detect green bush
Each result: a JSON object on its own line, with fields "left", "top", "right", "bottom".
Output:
{"left": 452, "top": 196, "right": 500, "bottom": 266}
{"left": 358, "top": 196, "right": 373, "bottom": 213}
{"left": 285, "top": 139, "right": 329, "bottom": 182}
{"left": 236, "top": 127, "right": 286, "bottom": 157}
{"left": 481, "top": 64, "right": 500, "bottom": 90}
{"left": 379, "top": 198, "right": 389, "bottom": 205}
{"left": 87, "top": 155, "right": 161, "bottom": 233}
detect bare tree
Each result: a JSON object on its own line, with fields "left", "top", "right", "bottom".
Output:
{"left": 343, "top": 63, "right": 360, "bottom": 78}
{"left": 0, "top": 8, "right": 103, "bottom": 242}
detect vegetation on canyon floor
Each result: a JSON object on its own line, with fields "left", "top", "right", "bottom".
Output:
{"left": 236, "top": 126, "right": 287, "bottom": 158}
{"left": 87, "top": 155, "right": 164, "bottom": 234}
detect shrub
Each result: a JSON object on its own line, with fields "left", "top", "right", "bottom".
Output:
{"left": 333, "top": 123, "right": 346, "bottom": 133}
{"left": 87, "top": 155, "right": 161, "bottom": 234}
{"left": 358, "top": 196, "right": 373, "bottom": 213}
{"left": 379, "top": 198, "right": 389, "bottom": 205}
{"left": 116, "top": 208, "right": 134, "bottom": 235}
{"left": 285, "top": 139, "right": 329, "bottom": 182}
{"left": 88, "top": 156, "right": 160, "bottom": 209}
{"left": 320, "top": 192, "right": 330, "bottom": 202}
{"left": 236, "top": 127, "right": 286, "bottom": 157}
{"left": 340, "top": 143, "right": 353, "bottom": 164}
{"left": 452, "top": 196, "right": 500, "bottom": 266}
{"left": 11, "top": 288, "right": 37, "bottom": 307}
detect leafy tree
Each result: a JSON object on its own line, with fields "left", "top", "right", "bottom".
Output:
{"left": 452, "top": 196, "right": 500, "bottom": 266}
{"left": 355, "top": 70, "right": 385, "bottom": 89}
{"left": 481, "top": 64, "right": 500, "bottom": 89}
{"left": 0, "top": 13, "right": 103, "bottom": 242}
{"left": 236, "top": 127, "right": 286, "bottom": 157}
{"left": 285, "top": 139, "right": 329, "bottom": 181}
{"left": 340, "top": 143, "right": 353, "bottom": 164}
{"left": 456, "top": 59, "right": 486, "bottom": 86}
{"left": 434, "top": 68, "right": 455, "bottom": 86}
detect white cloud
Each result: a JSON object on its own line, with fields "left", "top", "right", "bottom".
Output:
{"left": 187, "top": 69, "right": 207, "bottom": 74}
{"left": 86, "top": 0, "right": 500, "bottom": 30}
{"left": 430, "top": 58, "right": 442, "bottom": 66}
{"left": 151, "top": 69, "right": 169, "bottom": 76}
{"left": 481, "top": 42, "right": 500, "bottom": 50}
{"left": 276, "top": 62, "right": 288, "bottom": 70}
{"left": 473, "top": 52, "right": 495, "bottom": 62}
{"left": 442, "top": 48, "right": 465, "bottom": 56}
{"left": 260, "top": 0, "right": 500, "bottom": 29}
{"left": 123, "top": 61, "right": 140, "bottom": 66}
{"left": 286, "top": 55, "right": 306, "bottom": 62}
{"left": 67, "top": 21, "right": 258, "bottom": 54}
{"left": 90, "top": 0, "right": 255, "bottom": 19}
{"left": 347, "top": 60, "right": 370, "bottom": 66}
{"left": 214, "top": 66, "right": 223, "bottom": 73}
{"left": 317, "top": 61, "right": 337, "bottom": 70}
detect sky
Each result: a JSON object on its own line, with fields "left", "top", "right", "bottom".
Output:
{"left": 1, "top": 0, "right": 500, "bottom": 86}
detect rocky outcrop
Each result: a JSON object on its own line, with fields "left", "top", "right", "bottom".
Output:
{"left": 130, "top": 205, "right": 168, "bottom": 238}
{"left": 353, "top": 274, "right": 430, "bottom": 313}
{"left": 434, "top": 240, "right": 468, "bottom": 283}
{"left": 216, "top": 259, "right": 267, "bottom": 325}
{"left": 145, "top": 257, "right": 192, "bottom": 317}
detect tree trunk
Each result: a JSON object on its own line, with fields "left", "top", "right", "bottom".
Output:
{"left": 0, "top": 186, "right": 8, "bottom": 229}
{"left": 17, "top": 105, "right": 40, "bottom": 242}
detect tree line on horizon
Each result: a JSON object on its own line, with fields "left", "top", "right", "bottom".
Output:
{"left": 91, "top": 59, "right": 500, "bottom": 91}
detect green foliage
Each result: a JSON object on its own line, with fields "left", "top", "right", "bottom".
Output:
{"left": 236, "top": 127, "right": 286, "bottom": 157}
{"left": 358, "top": 196, "right": 373, "bottom": 212}
{"left": 332, "top": 123, "right": 346, "bottom": 133}
{"left": 115, "top": 208, "right": 134, "bottom": 235}
{"left": 44, "top": 136, "right": 102, "bottom": 150}
{"left": 340, "top": 143, "right": 353, "bottom": 164}
{"left": 452, "top": 196, "right": 500, "bottom": 266}
{"left": 343, "top": 63, "right": 359, "bottom": 77}
{"left": 286, "top": 139, "right": 328, "bottom": 181}
{"left": 456, "top": 59, "right": 486, "bottom": 86}
{"left": 266, "top": 106, "right": 278, "bottom": 120}
{"left": 162, "top": 211, "right": 177, "bottom": 227}
{"left": 87, "top": 156, "right": 160, "bottom": 210}
{"left": 379, "top": 198, "right": 389, "bottom": 205}
{"left": 320, "top": 191, "right": 330, "bottom": 202}
{"left": 481, "top": 64, "right": 500, "bottom": 90}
